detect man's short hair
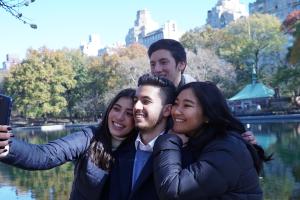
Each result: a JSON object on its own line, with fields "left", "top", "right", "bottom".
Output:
{"left": 147, "top": 39, "right": 187, "bottom": 65}
{"left": 138, "top": 73, "right": 176, "bottom": 104}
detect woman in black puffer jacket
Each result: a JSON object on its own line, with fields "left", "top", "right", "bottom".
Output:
{"left": 153, "top": 82, "right": 271, "bottom": 200}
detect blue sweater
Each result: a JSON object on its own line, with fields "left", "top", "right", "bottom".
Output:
{"left": 131, "top": 147, "right": 152, "bottom": 189}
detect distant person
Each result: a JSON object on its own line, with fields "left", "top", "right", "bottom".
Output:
{"left": 0, "top": 88, "right": 137, "bottom": 200}
{"left": 153, "top": 81, "right": 271, "bottom": 199}
{"left": 148, "top": 39, "right": 256, "bottom": 144}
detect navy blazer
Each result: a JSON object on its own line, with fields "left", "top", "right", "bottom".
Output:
{"left": 108, "top": 134, "right": 159, "bottom": 200}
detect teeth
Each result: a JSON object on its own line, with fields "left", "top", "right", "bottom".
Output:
{"left": 174, "top": 119, "right": 184, "bottom": 122}
{"left": 113, "top": 122, "right": 124, "bottom": 128}
{"left": 135, "top": 113, "right": 144, "bottom": 118}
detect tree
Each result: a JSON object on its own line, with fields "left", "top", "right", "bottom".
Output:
{"left": 272, "top": 64, "right": 300, "bottom": 98}
{"left": 61, "top": 49, "right": 89, "bottom": 123}
{"left": 220, "top": 14, "right": 288, "bottom": 85}
{"left": 186, "top": 48, "right": 237, "bottom": 97}
{"left": 0, "top": 0, "right": 37, "bottom": 28}
{"left": 180, "top": 25, "right": 227, "bottom": 53}
{"left": 220, "top": 14, "right": 287, "bottom": 84}
{"left": 282, "top": 10, "right": 300, "bottom": 65}
{"left": 5, "top": 47, "right": 76, "bottom": 122}
{"left": 116, "top": 43, "right": 149, "bottom": 87}
{"left": 180, "top": 14, "right": 288, "bottom": 87}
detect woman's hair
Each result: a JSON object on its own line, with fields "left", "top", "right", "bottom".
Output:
{"left": 178, "top": 82, "right": 272, "bottom": 174}
{"left": 88, "top": 88, "right": 136, "bottom": 171}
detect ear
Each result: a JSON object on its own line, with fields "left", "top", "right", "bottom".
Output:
{"left": 177, "top": 61, "right": 186, "bottom": 73}
{"left": 162, "top": 104, "right": 172, "bottom": 117}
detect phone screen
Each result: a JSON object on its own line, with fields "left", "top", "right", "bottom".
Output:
{"left": 0, "top": 94, "right": 12, "bottom": 125}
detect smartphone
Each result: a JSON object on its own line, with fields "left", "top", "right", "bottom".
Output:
{"left": 0, "top": 94, "right": 12, "bottom": 125}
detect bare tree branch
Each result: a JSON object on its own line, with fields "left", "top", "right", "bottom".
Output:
{"left": 0, "top": 0, "right": 37, "bottom": 29}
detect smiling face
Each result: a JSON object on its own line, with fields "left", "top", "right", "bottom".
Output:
{"left": 171, "top": 88, "right": 207, "bottom": 136}
{"left": 150, "top": 49, "right": 185, "bottom": 87}
{"left": 133, "top": 85, "right": 167, "bottom": 132}
{"left": 108, "top": 97, "right": 135, "bottom": 140}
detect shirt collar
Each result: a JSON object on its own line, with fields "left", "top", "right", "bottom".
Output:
{"left": 134, "top": 131, "right": 165, "bottom": 152}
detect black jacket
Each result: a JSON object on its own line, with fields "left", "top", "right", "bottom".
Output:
{"left": 153, "top": 132, "right": 263, "bottom": 200}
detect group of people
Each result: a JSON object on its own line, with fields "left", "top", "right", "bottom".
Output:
{"left": 0, "top": 39, "right": 270, "bottom": 200}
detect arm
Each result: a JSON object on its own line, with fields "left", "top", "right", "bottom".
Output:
{"left": 153, "top": 134, "right": 241, "bottom": 200}
{"left": 0, "top": 127, "right": 94, "bottom": 170}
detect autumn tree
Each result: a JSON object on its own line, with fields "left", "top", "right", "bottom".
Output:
{"left": 186, "top": 48, "right": 236, "bottom": 97}
{"left": 117, "top": 43, "right": 149, "bottom": 87}
{"left": 282, "top": 10, "right": 300, "bottom": 65}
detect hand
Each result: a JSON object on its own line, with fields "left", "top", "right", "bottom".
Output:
{"left": 242, "top": 131, "right": 257, "bottom": 145}
{"left": 169, "top": 129, "right": 189, "bottom": 146}
{"left": 0, "top": 125, "right": 13, "bottom": 157}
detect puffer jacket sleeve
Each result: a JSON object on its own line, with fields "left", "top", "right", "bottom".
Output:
{"left": 0, "top": 127, "right": 94, "bottom": 170}
{"left": 153, "top": 134, "right": 242, "bottom": 200}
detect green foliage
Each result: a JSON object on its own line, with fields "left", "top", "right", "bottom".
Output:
{"left": 5, "top": 47, "right": 76, "bottom": 121}
{"left": 180, "top": 26, "right": 226, "bottom": 52}
{"left": 61, "top": 49, "right": 89, "bottom": 122}
{"left": 220, "top": 14, "right": 287, "bottom": 84}
{"left": 272, "top": 64, "right": 300, "bottom": 97}
{"left": 180, "top": 14, "right": 288, "bottom": 92}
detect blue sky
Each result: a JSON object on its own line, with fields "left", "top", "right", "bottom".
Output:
{"left": 0, "top": 0, "right": 254, "bottom": 61}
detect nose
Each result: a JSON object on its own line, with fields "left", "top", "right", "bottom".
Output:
{"left": 172, "top": 105, "right": 182, "bottom": 115}
{"left": 116, "top": 111, "right": 125, "bottom": 121}
{"left": 134, "top": 100, "right": 143, "bottom": 111}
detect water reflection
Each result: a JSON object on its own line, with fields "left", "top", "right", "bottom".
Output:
{"left": 0, "top": 127, "right": 79, "bottom": 200}
{"left": 0, "top": 123, "right": 299, "bottom": 200}
{"left": 247, "top": 122, "right": 300, "bottom": 200}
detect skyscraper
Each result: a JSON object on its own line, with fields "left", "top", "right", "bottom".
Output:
{"left": 249, "top": 0, "right": 300, "bottom": 22}
{"left": 206, "top": 0, "right": 248, "bottom": 28}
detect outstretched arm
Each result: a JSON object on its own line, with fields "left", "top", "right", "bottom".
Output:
{"left": 0, "top": 127, "right": 93, "bottom": 170}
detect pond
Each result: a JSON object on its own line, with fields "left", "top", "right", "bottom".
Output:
{"left": 0, "top": 122, "right": 299, "bottom": 200}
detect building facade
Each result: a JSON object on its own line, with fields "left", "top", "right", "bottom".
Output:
{"left": 126, "top": 10, "right": 180, "bottom": 47}
{"left": 206, "top": 0, "right": 248, "bottom": 28}
{"left": 80, "top": 34, "right": 102, "bottom": 56}
{"left": 1, "top": 54, "right": 20, "bottom": 71}
{"left": 249, "top": 0, "right": 300, "bottom": 21}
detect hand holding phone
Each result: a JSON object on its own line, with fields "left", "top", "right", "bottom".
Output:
{"left": 0, "top": 94, "right": 12, "bottom": 125}
{"left": 0, "top": 95, "right": 12, "bottom": 156}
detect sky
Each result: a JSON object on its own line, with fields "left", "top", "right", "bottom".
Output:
{"left": 0, "top": 0, "right": 255, "bottom": 62}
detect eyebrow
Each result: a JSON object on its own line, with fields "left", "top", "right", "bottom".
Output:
{"left": 159, "top": 58, "right": 169, "bottom": 62}
{"left": 137, "top": 95, "right": 153, "bottom": 102}
{"left": 179, "top": 99, "right": 196, "bottom": 105}
{"left": 113, "top": 103, "right": 121, "bottom": 107}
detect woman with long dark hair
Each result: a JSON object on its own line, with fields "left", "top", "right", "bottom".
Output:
{"left": 153, "top": 82, "right": 271, "bottom": 200}
{"left": 0, "top": 88, "right": 137, "bottom": 200}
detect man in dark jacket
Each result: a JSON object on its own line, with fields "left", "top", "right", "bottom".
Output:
{"left": 108, "top": 74, "right": 176, "bottom": 200}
